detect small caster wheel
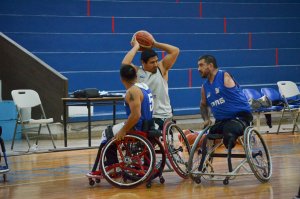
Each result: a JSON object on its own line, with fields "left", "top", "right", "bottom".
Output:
{"left": 194, "top": 177, "right": 201, "bottom": 184}
{"left": 210, "top": 171, "right": 215, "bottom": 178}
{"left": 159, "top": 176, "right": 165, "bottom": 184}
{"left": 146, "top": 181, "right": 152, "bottom": 188}
{"left": 223, "top": 178, "right": 229, "bottom": 185}
{"left": 95, "top": 178, "right": 101, "bottom": 183}
{"left": 89, "top": 179, "right": 95, "bottom": 186}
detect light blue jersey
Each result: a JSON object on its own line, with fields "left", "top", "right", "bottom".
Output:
{"left": 203, "top": 70, "right": 251, "bottom": 121}
{"left": 125, "top": 83, "right": 153, "bottom": 130}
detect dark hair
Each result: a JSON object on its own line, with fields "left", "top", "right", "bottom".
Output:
{"left": 198, "top": 54, "right": 218, "bottom": 68}
{"left": 141, "top": 49, "right": 158, "bottom": 63}
{"left": 120, "top": 64, "right": 137, "bottom": 81}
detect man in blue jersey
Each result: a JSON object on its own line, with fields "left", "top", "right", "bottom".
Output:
{"left": 87, "top": 64, "right": 154, "bottom": 177}
{"left": 113, "top": 64, "right": 154, "bottom": 141}
{"left": 198, "top": 54, "right": 253, "bottom": 148}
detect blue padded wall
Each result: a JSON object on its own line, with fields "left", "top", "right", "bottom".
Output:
{"left": 1, "top": 0, "right": 300, "bottom": 119}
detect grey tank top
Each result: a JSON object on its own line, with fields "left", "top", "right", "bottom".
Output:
{"left": 137, "top": 66, "right": 172, "bottom": 118}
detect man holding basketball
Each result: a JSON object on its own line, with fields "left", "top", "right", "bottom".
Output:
{"left": 122, "top": 31, "right": 179, "bottom": 130}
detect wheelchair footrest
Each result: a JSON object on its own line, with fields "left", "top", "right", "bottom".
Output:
{"left": 148, "top": 130, "right": 162, "bottom": 138}
{"left": 211, "top": 153, "right": 246, "bottom": 158}
{"left": 191, "top": 171, "right": 254, "bottom": 177}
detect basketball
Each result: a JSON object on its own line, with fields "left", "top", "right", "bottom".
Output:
{"left": 134, "top": 30, "right": 154, "bottom": 48}
{"left": 178, "top": 129, "right": 191, "bottom": 142}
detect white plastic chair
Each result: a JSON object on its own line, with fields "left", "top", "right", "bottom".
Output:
{"left": 11, "top": 89, "right": 56, "bottom": 151}
{"left": 277, "top": 81, "right": 300, "bottom": 134}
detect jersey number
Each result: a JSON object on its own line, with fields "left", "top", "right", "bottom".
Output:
{"left": 148, "top": 93, "right": 154, "bottom": 111}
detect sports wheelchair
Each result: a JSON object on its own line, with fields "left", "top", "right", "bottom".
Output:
{"left": 188, "top": 125, "right": 272, "bottom": 185}
{"left": 87, "top": 120, "right": 191, "bottom": 188}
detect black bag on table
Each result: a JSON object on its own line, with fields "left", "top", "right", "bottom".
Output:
{"left": 73, "top": 88, "right": 100, "bottom": 98}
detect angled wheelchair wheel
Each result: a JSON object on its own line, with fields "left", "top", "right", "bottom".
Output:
{"left": 163, "top": 121, "right": 191, "bottom": 178}
{"left": 100, "top": 134, "right": 156, "bottom": 188}
{"left": 187, "top": 128, "right": 207, "bottom": 175}
{"left": 149, "top": 137, "right": 166, "bottom": 182}
{"left": 244, "top": 127, "right": 272, "bottom": 183}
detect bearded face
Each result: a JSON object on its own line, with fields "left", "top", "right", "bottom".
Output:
{"left": 198, "top": 59, "right": 210, "bottom": 78}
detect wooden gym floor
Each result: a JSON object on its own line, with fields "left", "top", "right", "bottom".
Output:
{"left": 0, "top": 133, "right": 299, "bottom": 199}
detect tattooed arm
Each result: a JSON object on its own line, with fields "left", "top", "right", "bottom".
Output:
{"left": 115, "top": 86, "right": 143, "bottom": 140}
{"left": 200, "top": 86, "right": 212, "bottom": 128}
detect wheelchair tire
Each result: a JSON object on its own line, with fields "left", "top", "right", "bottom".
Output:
{"left": 100, "top": 134, "right": 156, "bottom": 188}
{"left": 187, "top": 126, "right": 210, "bottom": 177}
{"left": 149, "top": 137, "right": 166, "bottom": 181}
{"left": 244, "top": 127, "right": 272, "bottom": 183}
{"left": 163, "top": 121, "right": 191, "bottom": 179}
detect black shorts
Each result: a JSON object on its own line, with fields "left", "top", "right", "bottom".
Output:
{"left": 210, "top": 119, "right": 247, "bottom": 137}
{"left": 209, "top": 119, "right": 245, "bottom": 148}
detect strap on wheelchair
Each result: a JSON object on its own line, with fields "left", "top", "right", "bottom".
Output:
{"left": 105, "top": 125, "right": 114, "bottom": 141}
{"left": 142, "top": 120, "right": 155, "bottom": 132}
{"left": 142, "top": 120, "right": 162, "bottom": 138}
{"left": 148, "top": 129, "right": 162, "bottom": 138}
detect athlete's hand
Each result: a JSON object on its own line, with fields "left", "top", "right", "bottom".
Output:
{"left": 201, "top": 120, "right": 212, "bottom": 129}
{"left": 130, "top": 35, "right": 139, "bottom": 47}
{"left": 114, "top": 129, "right": 127, "bottom": 141}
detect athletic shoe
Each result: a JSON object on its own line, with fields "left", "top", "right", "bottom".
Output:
{"left": 259, "top": 95, "right": 272, "bottom": 107}
{"left": 249, "top": 98, "right": 261, "bottom": 110}
{"left": 0, "top": 165, "right": 9, "bottom": 173}
{"left": 86, "top": 171, "right": 102, "bottom": 178}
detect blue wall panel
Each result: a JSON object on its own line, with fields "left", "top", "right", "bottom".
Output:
{"left": 0, "top": 16, "right": 112, "bottom": 33}
{"left": 1, "top": 1, "right": 300, "bottom": 17}
{"left": 1, "top": 0, "right": 300, "bottom": 118}
{"left": 228, "top": 18, "right": 300, "bottom": 33}
{"left": 63, "top": 71, "right": 123, "bottom": 92}
{"left": 0, "top": 0, "right": 86, "bottom": 15}
{"left": 2, "top": 16, "right": 300, "bottom": 33}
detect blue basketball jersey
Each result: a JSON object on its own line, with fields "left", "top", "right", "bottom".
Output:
{"left": 203, "top": 70, "right": 251, "bottom": 121}
{"left": 125, "top": 83, "right": 153, "bottom": 130}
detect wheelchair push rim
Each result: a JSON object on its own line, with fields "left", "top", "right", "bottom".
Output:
{"left": 163, "top": 121, "right": 191, "bottom": 179}
{"left": 100, "top": 134, "right": 156, "bottom": 188}
{"left": 244, "top": 127, "right": 272, "bottom": 182}
{"left": 187, "top": 126, "right": 210, "bottom": 176}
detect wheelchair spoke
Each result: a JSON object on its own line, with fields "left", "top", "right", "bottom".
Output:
{"left": 100, "top": 134, "right": 156, "bottom": 188}
{"left": 245, "top": 128, "right": 272, "bottom": 182}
